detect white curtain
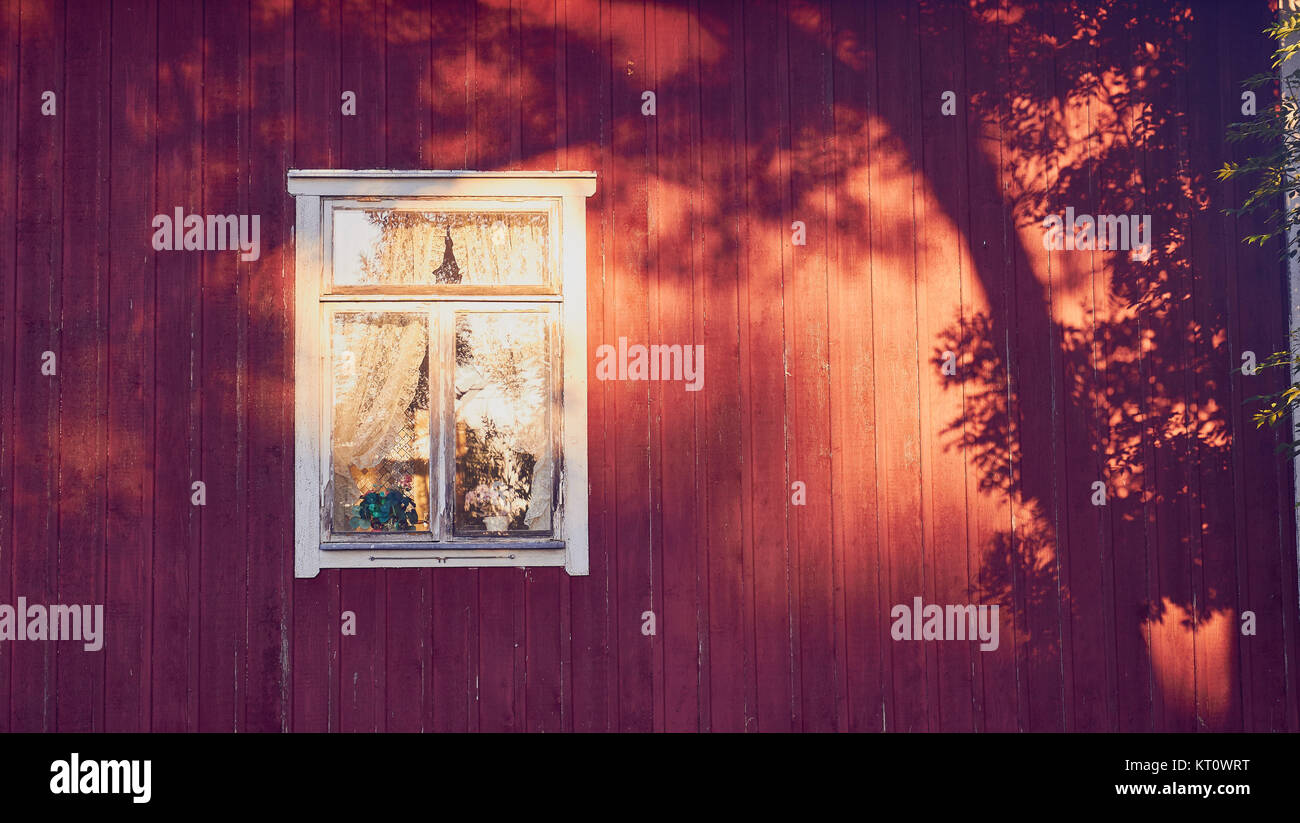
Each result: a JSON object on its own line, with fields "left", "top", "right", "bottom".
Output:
{"left": 450, "top": 213, "right": 549, "bottom": 285}
{"left": 345, "top": 210, "right": 550, "bottom": 286}
{"left": 523, "top": 455, "right": 552, "bottom": 530}
{"left": 332, "top": 313, "right": 427, "bottom": 520}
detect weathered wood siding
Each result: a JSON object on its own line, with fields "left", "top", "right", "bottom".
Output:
{"left": 0, "top": 0, "right": 1296, "bottom": 731}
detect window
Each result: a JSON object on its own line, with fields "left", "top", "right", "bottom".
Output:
{"left": 287, "top": 171, "right": 596, "bottom": 578}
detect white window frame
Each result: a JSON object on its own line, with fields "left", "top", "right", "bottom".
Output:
{"left": 287, "top": 170, "right": 596, "bottom": 578}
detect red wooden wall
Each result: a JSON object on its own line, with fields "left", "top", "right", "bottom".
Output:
{"left": 1, "top": 0, "right": 1297, "bottom": 732}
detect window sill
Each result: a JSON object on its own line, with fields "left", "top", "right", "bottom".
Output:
{"left": 321, "top": 539, "right": 565, "bottom": 551}
{"left": 310, "top": 544, "right": 569, "bottom": 572}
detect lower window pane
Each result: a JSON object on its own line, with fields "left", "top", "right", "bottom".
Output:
{"left": 454, "top": 312, "right": 553, "bottom": 535}
{"left": 331, "top": 311, "right": 431, "bottom": 533}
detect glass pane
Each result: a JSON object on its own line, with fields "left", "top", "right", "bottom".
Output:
{"left": 331, "top": 311, "right": 431, "bottom": 533}
{"left": 333, "top": 208, "right": 551, "bottom": 287}
{"left": 454, "top": 312, "right": 552, "bottom": 535}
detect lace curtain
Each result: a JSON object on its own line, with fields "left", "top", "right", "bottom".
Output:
{"left": 333, "top": 313, "right": 426, "bottom": 469}
{"left": 451, "top": 213, "right": 549, "bottom": 286}
{"left": 341, "top": 210, "right": 550, "bottom": 287}
{"left": 332, "top": 313, "right": 428, "bottom": 528}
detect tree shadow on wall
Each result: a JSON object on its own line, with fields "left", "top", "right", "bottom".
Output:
{"left": 927, "top": 0, "right": 1287, "bottom": 729}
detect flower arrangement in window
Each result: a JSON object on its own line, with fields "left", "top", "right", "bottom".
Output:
{"left": 464, "top": 480, "right": 528, "bottom": 532}
{"left": 349, "top": 473, "right": 420, "bottom": 531}
{"left": 456, "top": 418, "right": 538, "bottom": 533}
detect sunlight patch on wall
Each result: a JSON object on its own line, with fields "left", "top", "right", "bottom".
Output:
{"left": 1143, "top": 597, "right": 1235, "bottom": 728}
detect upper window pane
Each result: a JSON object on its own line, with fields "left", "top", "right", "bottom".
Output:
{"left": 331, "top": 206, "right": 553, "bottom": 288}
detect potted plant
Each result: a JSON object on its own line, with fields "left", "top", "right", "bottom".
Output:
{"left": 349, "top": 473, "right": 420, "bottom": 531}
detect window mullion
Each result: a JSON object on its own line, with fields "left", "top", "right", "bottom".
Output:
{"left": 435, "top": 303, "right": 454, "bottom": 541}
{"left": 427, "top": 306, "right": 438, "bottom": 542}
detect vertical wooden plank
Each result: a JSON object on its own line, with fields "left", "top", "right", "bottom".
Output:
{"left": 1131, "top": 0, "right": 1173, "bottom": 732}
{"left": 712, "top": 0, "right": 759, "bottom": 733}
{"left": 1035, "top": 0, "right": 1076, "bottom": 733}
{"left": 1002, "top": 0, "right": 1064, "bottom": 732}
{"left": 829, "top": 0, "right": 884, "bottom": 734}
{"left": 292, "top": 0, "right": 342, "bottom": 733}
{"left": 523, "top": 564, "right": 563, "bottom": 732}
{"left": 428, "top": 0, "right": 477, "bottom": 734}
{"left": 476, "top": 557, "right": 522, "bottom": 733}
{"left": 58, "top": 0, "right": 111, "bottom": 733}
{"left": 1135, "top": 0, "right": 1195, "bottom": 733}
{"left": 1068, "top": 0, "right": 1120, "bottom": 732}
{"left": 959, "top": 0, "right": 1019, "bottom": 734}
{"left": 1219, "top": 0, "right": 1256, "bottom": 734}
{"left": 472, "top": 5, "right": 523, "bottom": 732}
{"left": 1167, "top": 1, "right": 1204, "bottom": 735}
{"left": 199, "top": 0, "right": 250, "bottom": 732}
{"left": 337, "top": 0, "right": 388, "bottom": 734}
{"left": 0, "top": 0, "right": 20, "bottom": 734}
{"left": 383, "top": 0, "right": 432, "bottom": 734}
{"left": 507, "top": 0, "right": 522, "bottom": 168}
{"left": 1087, "top": 0, "right": 1126, "bottom": 733}
{"left": 519, "top": 0, "right": 558, "bottom": 170}
{"left": 518, "top": 0, "right": 565, "bottom": 734}
{"left": 651, "top": 0, "right": 704, "bottom": 733}
{"left": 106, "top": 0, "right": 155, "bottom": 733}
{"left": 685, "top": 0, "right": 717, "bottom": 732}
{"left": 785, "top": 0, "right": 836, "bottom": 732}
{"left": 644, "top": 0, "right": 666, "bottom": 736}
{"left": 13, "top": 0, "right": 64, "bottom": 732}
{"left": 565, "top": 0, "right": 616, "bottom": 733}
{"left": 1097, "top": 0, "right": 1154, "bottom": 733}
{"left": 474, "top": 0, "right": 512, "bottom": 172}
{"left": 869, "top": 0, "right": 927, "bottom": 732}
{"left": 741, "top": 0, "right": 795, "bottom": 734}
{"left": 1183, "top": 0, "right": 1242, "bottom": 732}
{"left": 1046, "top": 0, "right": 1108, "bottom": 732}
{"left": 608, "top": 0, "right": 655, "bottom": 732}
{"left": 1161, "top": 0, "right": 1204, "bottom": 735}
{"left": 152, "top": 0, "right": 203, "bottom": 734}
{"left": 473, "top": 0, "right": 525, "bottom": 733}
{"left": 1089, "top": 6, "right": 1129, "bottom": 733}
{"left": 340, "top": 0, "right": 387, "bottom": 165}
{"left": 245, "top": 0, "right": 295, "bottom": 733}
{"left": 916, "top": 0, "right": 975, "bottom": 732}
